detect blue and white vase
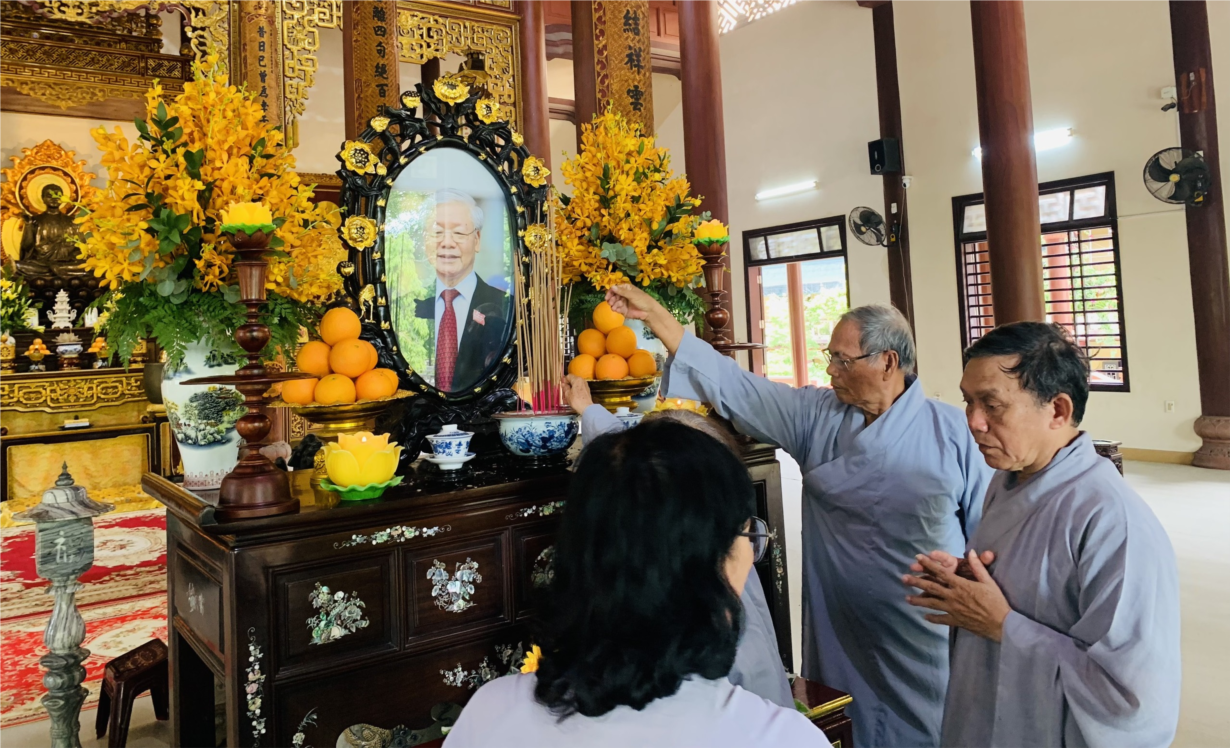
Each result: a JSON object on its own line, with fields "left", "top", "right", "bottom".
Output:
{"left": 494, "top": 413, "right": 579, "bottom": 459}
{"left": 162, "top": 340, "right": 243, "bottom": 491}
{"left": 627, "top": 319, "right": 667, "bottom": 413}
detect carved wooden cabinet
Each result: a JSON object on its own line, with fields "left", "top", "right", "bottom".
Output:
{"left": 143, "top": 443, "right": 791, "bottom": 748}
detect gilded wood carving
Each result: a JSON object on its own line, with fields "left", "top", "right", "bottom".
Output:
{"left": 0, "top": 371, "right": 146, "bottom": 413}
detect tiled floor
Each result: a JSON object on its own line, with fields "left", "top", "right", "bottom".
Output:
{"left": 2, "top": 460, "right": 1226, "bottom": 748}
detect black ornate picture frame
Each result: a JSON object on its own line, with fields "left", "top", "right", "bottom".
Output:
{"left": 334, "top": 75, "right": 552, "bottom": 452}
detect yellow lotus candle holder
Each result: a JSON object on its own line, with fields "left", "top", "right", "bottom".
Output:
{"left": 320, "top": 431, "right": 404, "bottom": 500}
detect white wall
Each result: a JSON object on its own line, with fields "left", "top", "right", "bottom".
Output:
{"left": 718, "top": 0, "right": 891, "bottom": 348}
{"left": 894, "top": 0, "right": 1202, "bottom": 452}
{"left": 294, "top": 27, "right": 347, "bottom": 174}
{"left": 711, "top": 0, "right": 1209, "bottom": 452}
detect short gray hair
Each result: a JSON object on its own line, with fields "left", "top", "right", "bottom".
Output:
{"left": 839, "top": 304, "right": 916, "bottom": 376}
{"left": 434, "top": 188, "right": 484, "bottom": 232}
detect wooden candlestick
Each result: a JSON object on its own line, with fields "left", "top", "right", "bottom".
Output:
{"left": 184, "top": 229, "right": 304, "bottom": 520}
{"left": 698, "top": 240, "right": 766, "bottom": 359}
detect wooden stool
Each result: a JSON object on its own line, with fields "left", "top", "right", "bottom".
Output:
{"left": 95, "top": 638, "right": 169, "bottom": 748}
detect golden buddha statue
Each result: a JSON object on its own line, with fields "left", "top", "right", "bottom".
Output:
{"left": 14, "top": 184, "right": 89, "bottom": 279}
{"left": 1, "top": 140, "right": 100, "bottom": 315}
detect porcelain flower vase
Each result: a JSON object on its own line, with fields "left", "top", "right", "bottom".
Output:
{"left": 626, "top": 319, "right": 667, "bottom": 413}
{"left": 162, "top": 341, "right": 243, "bottom": 490}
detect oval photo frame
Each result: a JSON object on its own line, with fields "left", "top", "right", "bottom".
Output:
{"left": 334, "top": 78, "right": 551, "bottom": 409}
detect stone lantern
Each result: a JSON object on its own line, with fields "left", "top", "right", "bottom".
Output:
{"left": 14, "top": 464, "right": 113, "bottom": 748}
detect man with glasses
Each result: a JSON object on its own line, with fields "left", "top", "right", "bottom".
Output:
{"left": 604, "top": 286, "right": 992, "bottom": 748}
{"left": 415, "top": 188, "right": 509, "bottom": 391}
{"left": 904, "top": 322, "right": 1179, "bottom": 747}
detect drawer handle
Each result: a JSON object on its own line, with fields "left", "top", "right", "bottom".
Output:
{"left": 427, "top": 557, "right": 483, "bottom": 614}
{"left": 441, "top": 642, "right": 525, "bottom": 690}
{"left": 307, "top": 582, "right": 370, "bottom": 645}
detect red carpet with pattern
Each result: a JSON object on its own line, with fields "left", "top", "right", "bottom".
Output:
{"left": 0, "top": 509, "right": 168, "bottom": 727}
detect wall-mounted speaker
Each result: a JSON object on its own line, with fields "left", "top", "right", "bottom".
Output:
{"left": 868, "top": 138, "right": 901, "bottom": 175}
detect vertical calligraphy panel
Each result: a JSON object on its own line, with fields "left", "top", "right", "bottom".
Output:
{"left": 593, "top": 0, "right": 654, "bottom": 134}
{"left": 238, "top": 0, "right": 283, "bottom": 128}
{"left": 343, "top": 0, "right": 402, "bottom": 140}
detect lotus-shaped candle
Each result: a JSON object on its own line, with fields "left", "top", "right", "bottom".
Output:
{"left": 693, "top": 218, "right": 730, "bottom": 245}
{"left": 220, "top": 201, "right": 276, "bottom": 235}
{"left": 322, "top": 431, "right": 403, "bottom": 500}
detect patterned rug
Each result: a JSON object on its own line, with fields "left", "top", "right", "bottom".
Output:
{"left": 0, "top": 509, "right": 168, "bottom": 727}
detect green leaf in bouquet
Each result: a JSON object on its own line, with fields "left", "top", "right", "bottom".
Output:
{"left": 223, "top": 284, "right": 242, "bottom": 304}
{"left": 157, "top": 278, "right": 175, "bottom": 296}
{"left": 268, "top": 235, "right": 285, "bottom": 249}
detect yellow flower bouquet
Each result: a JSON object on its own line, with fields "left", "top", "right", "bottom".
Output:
{"left": 554, "top": 110, "right": 708, "bottom": 328}
{"left": 76, "top": 54, "right": 344, "bottom": 367}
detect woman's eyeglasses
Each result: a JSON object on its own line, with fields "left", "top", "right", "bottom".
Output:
{"left": 738, "top": 516, "right": 772, "bottom": 563}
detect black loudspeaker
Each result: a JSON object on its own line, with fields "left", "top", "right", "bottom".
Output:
{"left": 868, "top": 138, "right": 901, "bottom": 175}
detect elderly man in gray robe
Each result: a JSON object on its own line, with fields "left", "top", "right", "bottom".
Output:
{"left": 903, "top": 322, "right": 1180, "bottom": 747}
{"left": 605, "top": 285, "right": 993, "bottom": 748}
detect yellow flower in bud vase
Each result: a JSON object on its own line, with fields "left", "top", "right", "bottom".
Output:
{"left": 521, "top": 645, "right": 543, "bottom": 674}
{"left": 522, "top": 156, "right": 550, "bottom": 187}
{"left": 475, "top": 98, "right": 502, "bottom": 124}
{"left": 340, "top": 140, "right": 378, "bottom": 175}
{"left": 324, "top": 431, "right": 402, "bottom": 487}
{"left": 342, "top": 216, "right": 378, "bottom": 251}
{"left": 433, "top": 74, "right": 471, "bottom": 105}
{"left": 220, "top": 202, "right": 275, "bottom": 233}
{"left": 693, "top": 219, "right": 730, "bottom": 245}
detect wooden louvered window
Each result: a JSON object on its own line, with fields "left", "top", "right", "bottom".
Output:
{"left": 953, "top": 172, "right": 1129, "bottom": 391}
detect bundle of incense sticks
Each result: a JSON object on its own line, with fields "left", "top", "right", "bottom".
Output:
{"left": 513, "top": 202, "right": 571, "bottom": 413}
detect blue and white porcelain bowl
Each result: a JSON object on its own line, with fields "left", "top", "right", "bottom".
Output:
{"left": 494, "top": 413, "right": 579, "bottom": 458}
{"left": 613, "top": 406, "right": 644, "bottom": 431}
{"left": 425, "top": 424, "right": 474, "bottom": 459}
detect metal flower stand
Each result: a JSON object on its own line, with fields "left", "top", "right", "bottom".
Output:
{"left": 14, "top": 464, "right": 114, "bottom": 748}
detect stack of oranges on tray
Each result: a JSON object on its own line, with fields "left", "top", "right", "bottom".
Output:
{"left": 281, "top": 307, "right": 400, "bottom": 405}
{"left": 568, "top": 302, "right": 657, "bottom": 380}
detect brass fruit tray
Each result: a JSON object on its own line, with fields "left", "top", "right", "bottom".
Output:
{"left": 585, "top": 375, "right": 658, "bottom": 412}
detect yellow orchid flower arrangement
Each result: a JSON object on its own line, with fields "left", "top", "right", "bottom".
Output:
{"left": 554, "top": 109, "right": 708, "bottom": 328}
{"left": 75, "top": 53, "right": 344, "bottom": 368}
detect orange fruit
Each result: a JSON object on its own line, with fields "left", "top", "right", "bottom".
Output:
{"left": 595, "top": 353, "right": 630, "bottom": 380}
{"left": 370, "top": 367, "right": 400, "bottom": 391}
{"left": 329, "top": 338, "right": 375, "bottom": 378}
{"left": 356, "top": 368, "right": 398, "bottom": 400}
{"left": 628, "top": 350, "right": 657, "bottom": 377}
{"left": 606, "top": 326, "right": 637, "bottom": 358}
{"left": 295, "top": 340, "right": 332, "bottom": 378}
{"left": 577, "top": 328, "right": 606, "bottom": 358}
{"left": 568, "top": 354, "right": 597, "bottom": 379}
{"left": 367, "top": 341, "right": 379, "bottom": 370}
{"left": 314, "top": 373, "right": 357, "bottom": 405}
{"left": 320, "top": 307, "right": 362, "bottom": 346}
{"left": 281, "top": 377, "right": 318, "bottom": 405}
{"left": 592, "top": 301, "right": 625, "bottom": 334}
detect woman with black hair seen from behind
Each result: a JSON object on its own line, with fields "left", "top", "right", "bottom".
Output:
{"left": 442, "top": 420, "right": 823, "bottom": 747}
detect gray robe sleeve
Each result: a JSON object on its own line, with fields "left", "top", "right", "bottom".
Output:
{"left": 662, "top": 333, "right": 838, "bottom": 467}
{"left": 580, "top": 404, "right": 621, "bottom": 446}
{"left": 730, "top": 570, "right": 794, "bottom": 709}
{"left": 995, "top": 496, "right": 1181, "bottom": 747}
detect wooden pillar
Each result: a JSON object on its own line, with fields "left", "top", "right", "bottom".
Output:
{"left": 1169, "top": 0, "right": 1230, "bottom": 469}
{"left": 787, "top": 263, "right": 808, "bottom": 388}
{"left": 237, "top": 0, "right": 282, "bottom": 128}
{"left": 679, "top": 0, "right": 732, "bottom": 340}
{"left": 869, "top": 2, "right": 915, "bottom": 330}
{"left": 970, "top": 0, "right": 1044, "bottom": 324}
{"left": 343, "top": 0, "right": 401, "bottom": 141}
{"left": 571, "top": 0, "right": 599, "bottom": 146}
{"left": 518, "top": 0, "right": 552, "bottom": 170}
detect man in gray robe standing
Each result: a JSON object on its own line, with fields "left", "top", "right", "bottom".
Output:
{"left": 606, "top": 285, "right": 993, "bottom": 748}
{"left": 904, "top": 322, "right": 1181, "bottom": 747}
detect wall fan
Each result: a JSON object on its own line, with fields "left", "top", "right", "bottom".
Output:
{"left": 1143, "top": 148, "right": 1210, "bottom": 206}
{"left": 849, "top": 206, "right": 888, "bottom": 246}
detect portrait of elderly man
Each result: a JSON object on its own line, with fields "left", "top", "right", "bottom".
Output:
{"left": 415, "top": 188, "right": 510, "bottom": 391}
{"left": 904, "top": 322, "right": 1180, "bottom": 748}
{"left": 604, "top": 285, "right": 993, "bottom": 748}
